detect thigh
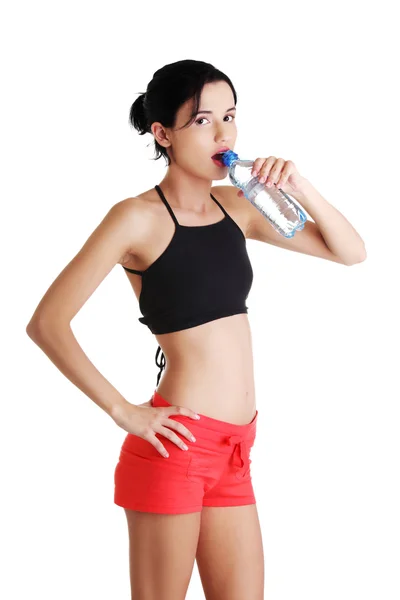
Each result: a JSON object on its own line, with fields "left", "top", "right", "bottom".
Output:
{"left": 195, "top": 504, "right": 265, "bottom": 600}
{"left": 124, "top": 508, "right": 202, "bottom": 600}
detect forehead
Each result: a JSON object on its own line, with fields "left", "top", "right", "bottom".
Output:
{"left": 178, "top": 81, "right": 235, "bottom": 121}
{"left": 198, "top": 81, "right": 235, "bottom": 107}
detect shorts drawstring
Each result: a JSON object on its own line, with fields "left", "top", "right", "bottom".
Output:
{"left": 226, "top": 434, "right": 252, "bottom": 478}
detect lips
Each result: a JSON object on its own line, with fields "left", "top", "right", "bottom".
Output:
{"left": 211, "top": 147, "right": 230, "bottom": 160}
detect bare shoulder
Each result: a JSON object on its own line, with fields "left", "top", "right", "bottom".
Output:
{"left": 116, "top": 192, "right": 158, "bottom": 260}
{"left": 122, "top": 187, "right": 164, "bottom": 221}
{"left": 116, "top": 192, "right": 152, "bottom": 223}
{"left": 211, "top": 185, "right": 251, "bottom": 238}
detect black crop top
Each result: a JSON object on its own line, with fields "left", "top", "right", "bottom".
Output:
{"left": 122, "top": 184, "right": 253, "bottom": 385}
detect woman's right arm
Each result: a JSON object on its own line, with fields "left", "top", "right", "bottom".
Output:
{"left": 26, "top": 198, "right": 143, "bottom": 422}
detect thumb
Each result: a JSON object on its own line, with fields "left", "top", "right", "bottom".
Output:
{"left": 137, "top": 399, "right": 152, "bottom": 408}
{"left": 237, "top": 190, "right": 244, "bottom": 198}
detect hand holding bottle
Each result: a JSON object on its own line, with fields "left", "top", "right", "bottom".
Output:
{"left": 221, "top": 150, "right": 308, "bottom": 238}
{"left": 237, "top": 156, "right": 308, "bottom": 197}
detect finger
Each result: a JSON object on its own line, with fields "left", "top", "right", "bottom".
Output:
{"left": 251, "top": 157, "right": 268, "bottom": 176}
{"left": 143, "top": 431, "right": 170, "bottom": 458}
{"left": 137, "top": 399, "right": 152, "bottom": 407}
{"left": 276, "top": 160, "right": 293, "bottom": 188}
{"left": 257, "top": 156, "right": 278, "bottom": 182}
{"left": 157, "top": 425, "right": 190, "bottom": 452}
{"left": 264, "top": 158, "right": 285, "bottom": 185}
{"left": 164, "top": 418, "right": 197, "bottom": 443}
{"left": 170, "top": 405, "right": 200, "bottom": 421}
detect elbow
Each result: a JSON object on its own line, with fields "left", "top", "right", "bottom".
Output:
{"left": 344, "top": 245, "right": 367, "bottom": 266}
{"left": 349, "top": 248, "right": 367, "bottom": 266}
{"left": 357, "top": 242, "right": 367, "bottom": 263}
{"left": 26, "top": 313, "right": 68, "bottom": 342}
{"left": 26, "top": 316, "right": 46, "bottom": 342}
{"left": 26, "top": 316, "right": 38, "bottom": 337}
{"left": 345, "top": 256, "right": 367, "bottom": 266}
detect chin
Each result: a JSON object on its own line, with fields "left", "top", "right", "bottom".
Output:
{"left": 213, "top": 170, "right": 228, "bottom": 181}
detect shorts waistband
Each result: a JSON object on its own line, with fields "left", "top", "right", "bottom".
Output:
{"left": 151, "top": 389, "right": 258, "bottom": 438}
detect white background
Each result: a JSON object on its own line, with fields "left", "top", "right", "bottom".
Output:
{"left": 2, "top": 0, "right": 399, "bottom": 598}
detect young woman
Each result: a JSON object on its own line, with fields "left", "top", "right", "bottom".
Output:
{"left": 26, "top": 59, "right": 366, "bottom": 600}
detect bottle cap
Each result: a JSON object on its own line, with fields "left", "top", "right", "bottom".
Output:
{"left": 221, "top": 150, "right": 239, "bottom": 167}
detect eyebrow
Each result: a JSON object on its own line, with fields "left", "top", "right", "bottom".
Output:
{"left": 195, "top": 106, "right": 236, "bottom": 115}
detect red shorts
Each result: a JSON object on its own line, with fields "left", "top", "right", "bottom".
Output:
{"left": 114, "top": 390, "right": 259, "bottom": 514}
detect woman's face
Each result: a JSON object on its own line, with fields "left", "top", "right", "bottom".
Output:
{"left": 157, "top": 80, "right": 238, "bottom": 180}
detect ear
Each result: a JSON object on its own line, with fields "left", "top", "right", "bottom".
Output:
{"left": 151, "top": 122, "right": 171, "bottom": 148}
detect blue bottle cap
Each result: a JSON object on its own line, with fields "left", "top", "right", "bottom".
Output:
{"left": 221, "top": 150, "right": 239, "bottom": 167}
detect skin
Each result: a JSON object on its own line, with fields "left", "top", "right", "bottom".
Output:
{"left": 120, "top": 80, "right": 257, "bottom": 426}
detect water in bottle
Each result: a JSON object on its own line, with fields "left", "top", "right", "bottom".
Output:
{"left": 220, "top": 150, "right": 307, "bottom": 238}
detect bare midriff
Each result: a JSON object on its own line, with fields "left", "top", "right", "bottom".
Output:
{"left": 155, "top": 313, "right": 256, "bottom": 425}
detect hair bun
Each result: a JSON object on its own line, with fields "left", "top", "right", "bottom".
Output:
{"left": 129, "top": 92, "right": 149, "bottom": 135}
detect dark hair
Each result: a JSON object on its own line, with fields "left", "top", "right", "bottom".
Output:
{"left": 128, "top": 59, "right": 237, "bottom": 167}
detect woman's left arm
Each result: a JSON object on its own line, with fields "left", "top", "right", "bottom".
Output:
{"left": 289, "top": 178, "right": 367, "bottom": 265}
{"left": 242, "top": 156, "right": 367, "bottom": 265}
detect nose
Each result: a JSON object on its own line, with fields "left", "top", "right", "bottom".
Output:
{"left": 215, "top": 131, "right": 232, "bottom": 143}
{"left": 214, "top": 123, "right": 234, "bottom": 145}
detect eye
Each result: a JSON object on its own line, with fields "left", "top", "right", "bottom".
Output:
{"left": 195, "top": 114, "right": 236, "bottom": 126}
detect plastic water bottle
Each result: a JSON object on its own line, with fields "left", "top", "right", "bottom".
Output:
{"left": 221, "top": 150, "right": 307, "bottom": 238}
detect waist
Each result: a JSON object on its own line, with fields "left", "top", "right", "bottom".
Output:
{"left": 152, "top": 389, "right": 258, "bottom": 433}
{"left": 155, "top": 316, "right": 256, "bottom": 425}
{"left": 156, "top": 376, "right": 256, "bottom": 426}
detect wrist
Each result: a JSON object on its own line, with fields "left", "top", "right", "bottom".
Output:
{"left": 293, "top": 177, "right": 312, "bottom": 198}
{"left": 110, "top": 398, "right": 133, "bottom": 424}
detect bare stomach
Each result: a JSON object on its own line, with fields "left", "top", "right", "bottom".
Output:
{"left": 154, "top": 313, "right": 256, "bottom": 426}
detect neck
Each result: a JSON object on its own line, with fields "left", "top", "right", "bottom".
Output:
{"left": 158, "top": 165, "right": 214, "bottom": 214}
